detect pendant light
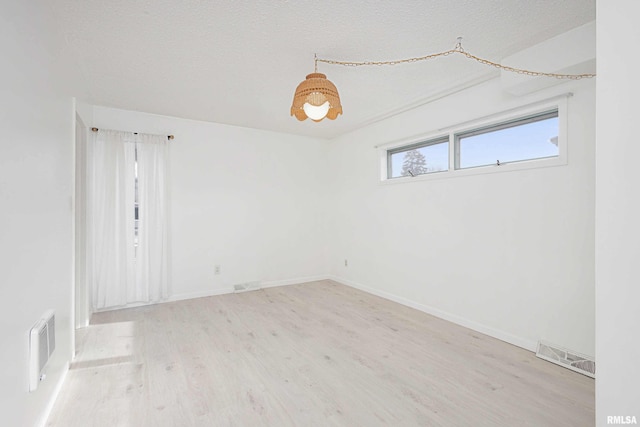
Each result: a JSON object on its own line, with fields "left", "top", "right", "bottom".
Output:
{"left": 290, "top": 56, "right": 342, "bottom": 122}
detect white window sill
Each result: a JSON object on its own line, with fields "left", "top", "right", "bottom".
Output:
{"left": 380, "top": 155, "right": 567, "bottom": 186}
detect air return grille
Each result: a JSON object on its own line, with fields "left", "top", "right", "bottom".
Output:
{"left": 536, "top": 341, "right": 595, "bottom": 378}
{"left": 233, "top": 281, "right": 262, "bottom": 293}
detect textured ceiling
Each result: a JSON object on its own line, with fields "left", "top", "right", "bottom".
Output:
{"left": 52, "top": 0, "right": 595, "bottom": 139}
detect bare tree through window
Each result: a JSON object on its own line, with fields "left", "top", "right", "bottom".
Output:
{"left": 401, "top": 149, "right": 427, "bottom": 176}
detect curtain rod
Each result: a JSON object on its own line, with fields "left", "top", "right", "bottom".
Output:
{"left": 91, "top": 127, "right": 174, "bottom": 140}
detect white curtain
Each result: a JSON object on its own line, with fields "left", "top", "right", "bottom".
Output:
{"left": 87, "top": 130, "right": 170, "bottom": 310}
{"left": 133, "top": 133, "right": 170, "bottom": 303}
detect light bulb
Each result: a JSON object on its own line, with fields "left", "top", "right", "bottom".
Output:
{"left": 303, "top": 101, "right": 330, "bottom": 121}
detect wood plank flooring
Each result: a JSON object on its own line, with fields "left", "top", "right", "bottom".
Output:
{"left": 47, "top": 280, "right": 594, "bottom": 426}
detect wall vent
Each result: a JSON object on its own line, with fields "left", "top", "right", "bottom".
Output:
{"left": 233, "top": 281, "right": 262, "bottom": 293}
{"left": 536, "top": 340, "right": 595, "bottom": 378}
{"left": 29, "top": 310, "right": 56, "bottom": 392}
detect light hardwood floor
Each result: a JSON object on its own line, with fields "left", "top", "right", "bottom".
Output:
{"left": 47, "top": 280, "right": 594, "bottom": 426}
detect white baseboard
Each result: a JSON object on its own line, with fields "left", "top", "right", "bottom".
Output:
{"left": 167, "top": 287, "right": 234, "bottom": 302}
{"left": 95, "top": 275, "right": 333, "bottom": 313}
{"left": 261, "top": 274, "right": 330, "bottom": 289}
{"left": 37, "top": 361, "right": 69, "bottom": 427}
{"left": 329, "top": 275, "right": 537, "bottom": 352}
{"left": 169, "top": 275, "right": 331, "bottom": 299}
{"left": 93, "top": 288, "right": 235, "bottom": 313}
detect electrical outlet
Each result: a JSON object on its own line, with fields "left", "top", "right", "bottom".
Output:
{"left": 344, "top": 259, "right": 348, "bottom": 267}
{"left": 214, "top": 265, "right": 221, "bottom": 275}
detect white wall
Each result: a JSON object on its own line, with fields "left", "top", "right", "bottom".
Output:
{"left": 75, "top": 101, "right": 94, "bottom": 128}
{"left": 595, "top": 1, "right": 640, "bottom": 423}
{"left": 90, "top": 107, "right": 329, "bottom": 302}
{"left": 0, "top": 2, "right": 74, "bottom": 426}
{"left": 328, "top": 77, "right": 595, "bottom": 356}
{"left": 74, "top": 115, "right": 90, "bottom": 328}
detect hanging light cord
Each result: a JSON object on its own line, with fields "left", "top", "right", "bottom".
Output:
{"left": 315, "top": 38, "right": 595, "bottom": 80}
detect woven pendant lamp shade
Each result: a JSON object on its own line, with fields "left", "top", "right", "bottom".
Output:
{"left": 291, "top": 73, "right": 342, "bottom": 122}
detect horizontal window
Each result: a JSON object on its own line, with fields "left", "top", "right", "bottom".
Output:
{"left": 387, "top": 137, "right": 448, "bottom": 179}
{"left": 382, "top": 105, "right": 564, "bottom": 182}
{"left": 455, "top": 110, "right": 559, "bottom": 169}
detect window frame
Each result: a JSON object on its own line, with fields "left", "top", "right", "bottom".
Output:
{"left": 379, "top": 96, "right": 568, "bottom": 184}
{"left": 454, "top": 109, "right": 560, "bottom": 170}
{"left": 386, "top": 135, "right": 449, "bottom": 179}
